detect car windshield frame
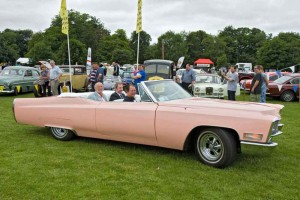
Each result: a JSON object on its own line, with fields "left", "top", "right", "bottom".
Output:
{"left": 140, "top": 80, "right": 192, "bottom": 103}
{"left": 274, "top": 75, "right": 292, "bottom": 84}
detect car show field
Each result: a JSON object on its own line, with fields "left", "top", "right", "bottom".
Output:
{"left": 0, "top": 91, "right": 299, "bottom": 199}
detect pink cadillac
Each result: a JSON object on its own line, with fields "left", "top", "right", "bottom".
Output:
{"left": 13, "top": 80, "right": 284, "bottom": 168}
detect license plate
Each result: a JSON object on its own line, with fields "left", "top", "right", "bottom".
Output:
{"left": 0, "top": 86, "right": 4, "bottom": 91}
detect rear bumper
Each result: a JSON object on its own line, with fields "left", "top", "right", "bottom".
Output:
{"left": 0, "top": 90, "right": 14, "bottom": 94}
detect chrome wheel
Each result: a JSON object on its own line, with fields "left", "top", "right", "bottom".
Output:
{"left": 50, "top": 127, "right": 75, "bottom": 141}
{"left": 197, "top": 131, "right": 224, "bottom": 162}
{"left": 194, "top": 128, "right": 237, "bottom": 168}
{"left": 281, "top": 90, "right": 295, "bottom": 102}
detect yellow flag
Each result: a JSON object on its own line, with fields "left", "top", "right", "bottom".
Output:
{"left": 60, "top": 0, "right": 69, "bottom": 35}
{"left": 136, "top": 0, "right": 142, "bottom": 33}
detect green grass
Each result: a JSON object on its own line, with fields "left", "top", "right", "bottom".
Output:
{"left": 0, "top": 92, "right": 299, "bottom": 200}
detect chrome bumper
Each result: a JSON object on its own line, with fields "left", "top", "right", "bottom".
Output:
{"left": 0, "top": 90, "right": 14, "bottom": 93}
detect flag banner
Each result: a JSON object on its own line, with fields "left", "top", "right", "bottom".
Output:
{"left": 293, "top": 85, "right": 298, "bottom": 93}
{"left": 290, "top": 66, "right": 295, "bottom": 73}
{"left": 276, "top": 70, "right": 281, "bottom": 77}
{"left": 136, "top": 0, "right": 142, "bottom": 33}
{"left": 60, "top": 0, "right": 69, "bottom": 35}
{"left": 177, "top": 56, "right": 185, "bottom": 68}
{"left": 277, "top": 84, "right": 283, "bottom": 92}
{"left": 87, "top": 47, "right": 92, "bottom": 66}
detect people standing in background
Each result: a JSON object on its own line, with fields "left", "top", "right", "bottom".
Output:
{"left": 95, "top": 62, "right": 104, "bottom": 83}
{"left": 89, "top": 63, "right": 98, "bottom": 92}
{"left": 113, "top": 62, "right": 120, "bottom": 76}
{"left": 260, "top": 66, "right": 269, "bottom": 103}
{"left": 181, "top": 64, "right": 196, "bottom": 94}
{"left": 131, "top": 64, "right": 146, "bottom": 94}
{"left": 39, "top": 64, "right": 50, "bottom": 97}
{"left": 49, "top": 60, "right": 62, "bottom": 96}
{"left": 222, "top": 65, "right": 238, "bottom": 101}
{"left": 250, "top": 65, "right": 263, "bottom": 102}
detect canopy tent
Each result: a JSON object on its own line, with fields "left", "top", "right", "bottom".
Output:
{"left": 194, "top": 58, "right": 214, "bottom": 65}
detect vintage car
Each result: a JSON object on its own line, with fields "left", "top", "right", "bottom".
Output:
{"left": 103, "top": 75, "right": 122, "bottom": 90}
{"left": 193, "top": 74, "right": 240, "bottom": 98}
{"left": 0, "top": 66, "right": 40, "bottom": 95}
{"left": 59, "top": 65, "right": 89, "bottom": 93}
{"left": 121, "top": 71, "right": 134, "bottom": 85}
{"left": 13, "top": 80, "right": 284, "bottom": 168}
{"left": 238, "top": 72, "right": 255, "bottom": 83}
{"left": 240, "top": 72, "right": 290, "bottom": 91}
{"left": 267, "top": 73, "right": 300, "bottom": 102}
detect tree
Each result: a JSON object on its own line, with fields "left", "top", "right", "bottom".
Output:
{"left": 218, "top": 26, "right": 267, "bottom": 64}
{"left": 185, "top": 30, "right": 209, "bottom": 64}
{"left": 257, "top": 32, "right": 300, "bottom": 69}
{"left": 96, "top": 29, "right": 134, "bottom": 64}
{"left": 154, "top": 31, "right": 187, "bottom": 62}
{"left": 130, "top": 30, "right": 152, "bottom": 63}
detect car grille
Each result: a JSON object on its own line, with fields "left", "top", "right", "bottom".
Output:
{"left": 206, "top": 87, "right": 213, "bottom": 95}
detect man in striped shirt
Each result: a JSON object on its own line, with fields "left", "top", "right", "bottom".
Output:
{"left": 89, "top": 62, "right": 98, "bottom": 92}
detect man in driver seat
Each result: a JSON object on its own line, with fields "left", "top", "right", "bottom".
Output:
{"left": 124, "top": 84, "right": 136, "bottom": 102}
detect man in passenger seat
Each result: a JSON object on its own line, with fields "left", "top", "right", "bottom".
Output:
{"left": 109, "top": 83, "right": 126, "bottom": 101}
{"left": 88, "top": 82, "right": 107, "bottom": 101}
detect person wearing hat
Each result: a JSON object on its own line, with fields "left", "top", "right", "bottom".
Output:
{"left": 39, "top": 64, "right": 50, "bottom": 97}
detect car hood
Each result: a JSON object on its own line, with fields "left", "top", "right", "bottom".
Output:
{"left": 158, "top": 97, "right": 283, "bottom": 116}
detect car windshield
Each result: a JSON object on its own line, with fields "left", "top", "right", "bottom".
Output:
{"left": 274, "top": 75, "right": 292, "bottom": 84}
{"left": 143, "top": 80, "right": 191, "bottom": 102}
{"left": 195, "top": 75, "right": 221, "bottom": 84}
{"left": 0, "top": 68, "right": 24, "bottom": 76}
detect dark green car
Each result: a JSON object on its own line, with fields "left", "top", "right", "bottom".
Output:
{"left": 0, "top": 66, "right": 40, "bottom": 95}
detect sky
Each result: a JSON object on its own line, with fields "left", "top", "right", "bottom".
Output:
{"left": 1, "top": 0, "right": 300, "bottom": 43}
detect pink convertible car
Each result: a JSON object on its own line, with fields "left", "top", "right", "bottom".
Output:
{"left": 13, "top": 80, "right": 284, "bottom": 168}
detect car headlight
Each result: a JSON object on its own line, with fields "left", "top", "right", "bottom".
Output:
{"left": 194, "top": 87, "right": 200, "bottom": 92}
{"left": 218, "top": 88, "right": 223, "bottom": 92}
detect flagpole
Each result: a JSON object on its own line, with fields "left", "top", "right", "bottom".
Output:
{"left": 136, "top": 32, "right": 140, "bottom": 70}
{"left": 67, "top": 33, "right": 72, "bottom": 93}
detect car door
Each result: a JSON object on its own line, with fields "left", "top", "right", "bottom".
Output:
{"left": 95, "top": 102, "right": 158, "bottom": 146}
{"left": 290, "top": 77, "right": 300, "bottom": 97}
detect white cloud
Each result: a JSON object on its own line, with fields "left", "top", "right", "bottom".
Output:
{"left": 1, "top": 0, "right": 300, "bottom": 42}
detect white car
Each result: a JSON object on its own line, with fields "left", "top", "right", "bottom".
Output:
{"left": 193, "top": 74, "right": 240, "bottom": 98}
{"left": 176, "top": 68, "right": 205, "bottom": 83}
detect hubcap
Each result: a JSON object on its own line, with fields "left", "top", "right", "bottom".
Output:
{"left": 283, "top": 92, "right": 293, "bottom": 101}
{"left": 51, "top": 127, "right": 68, "bottom": 138}
{"left": 198, "top": 132, "right": 224, "bottom": 162}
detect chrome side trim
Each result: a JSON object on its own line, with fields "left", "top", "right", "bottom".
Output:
{"left": 241, "top": 141, "right": 278, "bottom": 147}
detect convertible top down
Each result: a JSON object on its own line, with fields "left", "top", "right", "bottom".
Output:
{"left": 13, "top": 80, "right": 284, "bottom": 168}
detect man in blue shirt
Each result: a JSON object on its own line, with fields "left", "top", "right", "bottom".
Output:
{"left": 181, "top": 64, "right": 196, "bottom": 94}
{"left": 131, "top": 64, "right": 146, "bottom": 94}
{"left": 94, "top": 62, "right": 104, "bottom": 83}
{"left": 49, "top": 60, "right": 62, "bottom": 96}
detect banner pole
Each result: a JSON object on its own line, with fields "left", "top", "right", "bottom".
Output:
{"left": 136, "top": 32, "right": 140, "bottom": 70}
{"left": 67, "top": 33, "right": 72, "bottom": 93}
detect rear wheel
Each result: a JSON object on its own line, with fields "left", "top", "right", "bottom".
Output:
{"left": 194, "top": 128, "right": 237, "bottom": 168}
{"left": 50, "top": 127, "right": 75, "bottom": 141}
{"left": 280, "top": 90, "right": 295, "bottom": 102}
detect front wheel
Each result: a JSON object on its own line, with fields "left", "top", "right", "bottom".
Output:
{"left": 194, "top": 128, "right": 237, "bottom": 168}
{"left": 50, "top": 127, "right": 75, "bottom": 141}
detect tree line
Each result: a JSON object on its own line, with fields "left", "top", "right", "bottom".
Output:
{"left": 1, "top": 10, "right": 300, "bottom": 69}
